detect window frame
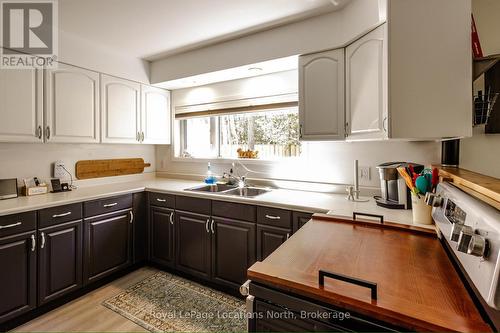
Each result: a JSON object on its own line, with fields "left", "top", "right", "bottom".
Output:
{"left": 173, "top": 107, "right": 302, "bottom": 162}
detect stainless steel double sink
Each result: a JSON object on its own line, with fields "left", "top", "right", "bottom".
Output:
{"left": 185, "top": 184, "right": 271, "bottom": 198}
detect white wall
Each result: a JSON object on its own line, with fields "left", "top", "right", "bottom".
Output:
{"left": 150, "top": 0, "right": 386, "bottom": 83}
{"left": 59, "top": 30, "right": 150, "bottom": 83}
{"left": 0, "top": 143, "right": 156, "bottom": 186}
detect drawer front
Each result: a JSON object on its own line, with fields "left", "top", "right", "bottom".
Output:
{"left": 149, "top": 192, "right": 175, "bottom": 208}
{"left": 0, "top": 211, "right": 37, "bottom": 237}
{"left": 84, "top": 194, "right": 133, "bottom": 217}
{"left": 39, "top": 203, "right": 83, "bottom": 227}
{"left": 212, "top": 201, "right": 256, "bottom": 222}
{"left": 176, "top": 195, "right": 211, "bottom": 215}
{"left": 257, "top": 206, "right": 292, "bottom": 229}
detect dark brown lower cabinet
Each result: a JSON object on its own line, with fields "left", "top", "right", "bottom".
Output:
{"left": 83, "top": 210, "right": 132, "bottom": 284}
{"left": 133, "top": 192, "right": 148, "bottom": 264}
{"left": 0, "top": 231, "right": 36, "bottom": 324}
{"left": 211, "top": 217, "right": 256, "bottom": 289}
{"left": 257, "top": 225, "right": 291, "bottom": 261}
{"left": 150, "top": 206, "right": 175, "bottom": 268}
{"left": 175, "top": 211, "right": 211, "bottom": 280}
{"left": 38, "top": 220, "right": 83, "bottom": 305}
{"left": 292, "top": 211, "right": 313, "bottom": 233}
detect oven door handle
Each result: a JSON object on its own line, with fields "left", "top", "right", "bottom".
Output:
{"left": 318, "top": 269, "right": 378, "bottom": 300}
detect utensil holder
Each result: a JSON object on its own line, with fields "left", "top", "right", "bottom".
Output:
{"left": 411, "top": 192, "right": 433, "bottom": 225}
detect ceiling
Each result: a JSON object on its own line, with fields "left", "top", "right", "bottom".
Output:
{"left": 59, "top": 0, "right": 351, "bottom": 61}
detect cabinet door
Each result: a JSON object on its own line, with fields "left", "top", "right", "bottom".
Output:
{"left": 83, "top": 210, "right": 132, "bottom": 284}
{"left": 0, "top": 69, "right": 43, "bottom": 143}
{"left": 299, "top": 49, "right": 345, "bottom": 141}
{"left": 292, "top": 212, "right": 313, "bottom": 233}
{"left": 211, "top": 217, "right": 256, "bottom": 290}
{"left": 38, "top": 220, "right": 83, "bottom": 305}
{"left": 101, "top": 75, "right": 141, "bottom": 144}
{"left": 150, "top": 206, "right": 175, "bottom": 268}
{"left": 175, "top": 211, "right": 211, "bottom": 280}
{"left": 346, "top": 24, "right": 388, "bottom": 141}
{"left": 44, "top": 64, "right": 100, "bottom": 143}
{"left": 0, "top": 231, "right": 36, "bottom": 324}
{"left": 257, "top": 225, "right": 291, "bottom": 261}
{"left": 141, "top": 85, "right": 171, "bottom": 144}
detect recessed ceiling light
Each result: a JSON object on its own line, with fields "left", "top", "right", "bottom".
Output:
{"left": 248, "top": 67, "right": 263, "bottom": 72}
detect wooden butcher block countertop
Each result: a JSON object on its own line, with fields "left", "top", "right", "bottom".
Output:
{"left": 247, "top": 214, "right": 491, "bottom": 332}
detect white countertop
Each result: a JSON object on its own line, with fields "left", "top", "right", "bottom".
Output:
{"left": 0, "top": 177, "right": 434, "bottom": 229}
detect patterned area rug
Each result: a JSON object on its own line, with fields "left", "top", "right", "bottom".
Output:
{"left": 102, "top": 271, "right": 246, "bottom": 332}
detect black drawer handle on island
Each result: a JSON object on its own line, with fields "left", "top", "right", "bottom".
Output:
{"left": 52, "top": 212, "right": 72, "bottom": 218}
{"left": 0, "top": 221, "right": 22, "bottom": 229}
{"left": 265, "top": 214, "right": 281, "bottom": 220}
{"left": 352, "top": 212, "right": 384, "bottom": 224}
{"left": 156, "top": 198, "right": 167, "bottom": 202}
{"left": 103, "top": 203, "right": 118, "bottom": 208}
{"left": 318, "top": 269, "right": 378, "bottom": 300}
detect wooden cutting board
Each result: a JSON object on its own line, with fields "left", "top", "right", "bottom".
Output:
{"left": 76, "top": 158, "right": 151, "bottom": 180}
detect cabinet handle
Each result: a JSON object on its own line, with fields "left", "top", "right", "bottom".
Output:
{"left": 210, "top": 219, "right": 215, "bottom": 234}
{"left": 136, "top": 132, "right": 140, "bottom": 142}
{"left": 40, "top": 232, "right": 46, "bottom": 249}
{"left": 103, "top": 203, "right": 118, "bottom": 208}
{"left": 129, "top": 211, "right": 134, "bottom": 224}
{"left": 31, "top": 235, "right": 36, "bottom": 252}
{"left": 286, "top": 233, "right": 290, "bottom": 240}
{"left": 141, "top": 132, "right": 145, "bottom": 142}
{"left": 52, "top": 212, "right": 71, "bottom": 218}
{"left": 37, "top": 126, "right": 42, "bottom": 139}
{"left": 46, "top": 126, "right": 50, "bottom": 140}
{"left": 318, "top": 269, "right": 378, "bottom": 300}
{"left": 0, "top": 222, "right": 22, "bottom": 230}
{"left": 265, "top": 214, "right": 281, "bottom": 220}
{"left": 352, "top": 212, "right": 384, "bottom": 224}
{"left": 205, "top": 218, "right": 210, "bottom": 233}
{"left": 156, "top": 198, "right": 167, "bottom": 202}
{"left": 169, "top": 212, "right": 174, "bottom": 225}
{"left": 383, "top": 117, "right": 388, "bottom": 132}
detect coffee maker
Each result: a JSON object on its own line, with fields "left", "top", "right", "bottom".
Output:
{"left": 375, "top": 162, "right": 424, "bottom": 209}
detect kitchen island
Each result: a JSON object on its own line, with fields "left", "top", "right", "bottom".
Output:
{"left": 246, "top": 214, "right": 491, "bottom": 332}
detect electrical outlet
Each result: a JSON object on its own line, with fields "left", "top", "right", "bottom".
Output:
{"left": 359, "top": 166, "right": 371, "bottom": 181}
{"left": 54, "top": 160, "right": 66, "bottom": 179}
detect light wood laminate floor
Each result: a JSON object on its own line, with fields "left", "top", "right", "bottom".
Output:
{"left": 14, "top": 267, "right": 159, "bottom": 332}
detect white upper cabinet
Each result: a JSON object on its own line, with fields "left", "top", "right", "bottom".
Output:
{"left": 101, "top": 74, "right": 141, "bottom": 144}
{"left": 0, "top": 69, "right": 43, "bottom": 143}
{"left": 44, "top": 64, "right": 100, "bottom": 143}
{"left": 141, "top": 85, "right": 171, "bottom": 144}
{"left": 299, "top": 49, "right": 345, "bottom": 141}
{"left": 346, "top": 24, "right": 388, "bottom": 141}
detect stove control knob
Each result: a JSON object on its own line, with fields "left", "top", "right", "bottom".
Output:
{"left": 450, "top": 223, "right": 464, "bottom": 242}
{"left": 425, "top": 192, "right": 443, "bottom": 207}
{"left": 468, "top": 235, "right": 489, "bottom": 258}
{"left": 457, "top": 226, "right": 474, "bottom": 253}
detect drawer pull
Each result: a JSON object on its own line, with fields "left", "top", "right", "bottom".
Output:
{"left": 52, "top": 212, "right": 72, "bottom": 218}
{"left": 156, "top": 198, "right": 167, "bottom": 202}
{"left": 31, "top": 235, "right": 36, "bottom": 252}
{"left": 352, "top": 212, "right": 384, "bottom": 224}
{"left": 40, "top": 232, "right": 46, "bottom": 249}
{"left": 169, "top": 212, "right": 174, "bottom": 225}
{"left": 103, "top": 203, "right": 118, "bottom": 208}
{"left": 319, "top": 269, "right": 378, "bottom": 300}
{"left": 0, "top": 222, "right": 22, "bottom": 230}
{"left": 265, "top": 214, "right": 281, "bottom": 220}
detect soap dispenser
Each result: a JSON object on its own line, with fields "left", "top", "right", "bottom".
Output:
{"left": 204, "top": 162, "right": 216, "bottom": 184}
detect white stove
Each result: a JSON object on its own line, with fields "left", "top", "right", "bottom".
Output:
{"left": 430, "top": 182, "right": 500, "bottom": 315}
